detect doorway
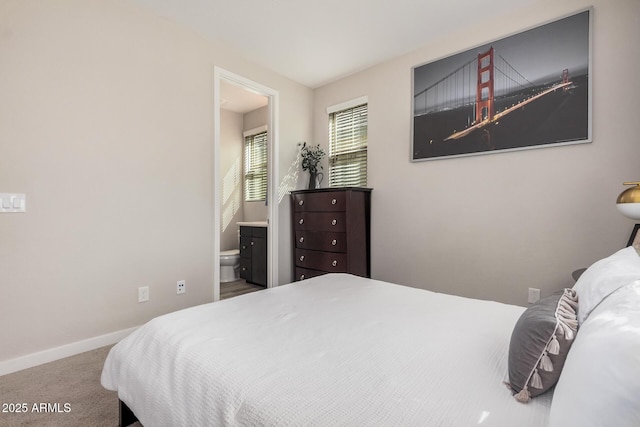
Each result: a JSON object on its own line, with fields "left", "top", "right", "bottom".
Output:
{"left": 213, "top": 67, "right": 279, "bottom": 301}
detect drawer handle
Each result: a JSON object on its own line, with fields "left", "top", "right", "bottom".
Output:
{"left": 242, "top": 245, "right": 247, "bottom": 250}
{"left": 298, "top": 200, "right": 304, "bottom": 206}
{"left": 331, "top": 219, "right": 337, "bottom": 226}
{"left": 331, "top": 239, "right": 337, "bottom": 246}
{"left": 299, "top": 255, "right": 305, "bottom": 261}
{"left": 300, "top": 274, "right": 305, "bottom": 280}
{"left": 242, "top": 267, "right": 247, "bottom": 271}
{"left": 299, "top": 219, "right": 304, "bottom": 225}
{"left": 299, "top": 236, "right": 304, "bottom": 243}
{"left": 251, "top": 241, "right": 254, "bottom": 246}
{"left": 332, "top": 260, "right": 338, "bottom": 267}
{"left": 331, "top": 199, "right": 337, "bottom": 205}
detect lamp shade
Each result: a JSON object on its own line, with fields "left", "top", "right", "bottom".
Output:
{"left": 616, "top": 181, "right": 640, "bottom": 220}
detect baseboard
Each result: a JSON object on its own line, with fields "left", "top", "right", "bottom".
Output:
{"left": 0, "top": 326, "right": 138, "bottom": 377}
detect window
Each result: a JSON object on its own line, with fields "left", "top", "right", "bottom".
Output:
{"left": 244, "top": 129, "right": 267, "bottom": 201}
{"left": 328, "top": 102, "right": 368, "bottom": 187}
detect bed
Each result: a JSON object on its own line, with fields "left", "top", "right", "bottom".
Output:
{"left": 102, "top": 248, "right": 640, "bottom": 426}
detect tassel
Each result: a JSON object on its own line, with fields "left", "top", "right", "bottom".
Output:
{"left": 540, "top": 351, "right": 554, "bottom": 372}
{"left": 530, "top": 369, "right": 543, "bottom": 389}
{"left": 565, "top": 289, "right": 578, "bottom": 300}
{"left": 558, "top": 298, "right": 577, "bottom": 315}
{"left": 559, "top": 305, "right": 577, "bottom": 318}
{"left": 559, "top": 306, "right": 577, "bottom": 319}
{"left": 559, "top": 322, "right": 575, "bottom": 340}
{"left": 565, "top": 325, "right": 575, "bottom": 340}
{"left": 515, "top": 386, "right": 531, "bottom": 403}
{"left": 559, "top": 316, "right": 578, "bottom": 327}
{"left": 548, "top": 334, "right": 560, "bottom": 355}
{"left": 564, "top": 294, "right": 579, "bottom": 308}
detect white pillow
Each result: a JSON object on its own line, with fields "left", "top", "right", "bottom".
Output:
{"left": 549, "top": 280, "right": 640, "bottom": 427}
{"left": 572, "top": 247, "right": 640, "bottom": 324}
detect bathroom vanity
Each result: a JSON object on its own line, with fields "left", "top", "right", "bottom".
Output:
{"left": 238, "top": 222, "right": 268, "bottom": 287}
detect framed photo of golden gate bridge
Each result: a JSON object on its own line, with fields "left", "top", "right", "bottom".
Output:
{"left": 411, "top": 8, "right": 592, "bottom": 161}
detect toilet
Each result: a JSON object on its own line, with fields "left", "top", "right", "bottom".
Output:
{"left": 220, "top": 249, "right": 241, "bottom": 283}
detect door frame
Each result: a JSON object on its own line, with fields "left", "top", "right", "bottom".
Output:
{"left": 213, "top": 66, "right": 279, "bottom": 301}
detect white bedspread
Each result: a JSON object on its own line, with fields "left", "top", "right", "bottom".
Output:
{"left": 102, "top": 273, "right": 552, "bottom": 426}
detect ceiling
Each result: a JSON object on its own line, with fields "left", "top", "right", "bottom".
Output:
{"left": 220, "top": 80, "right": 268, "bottom": 113}
{"left": 131, "top": 0, "right": 533, "bottom": 89}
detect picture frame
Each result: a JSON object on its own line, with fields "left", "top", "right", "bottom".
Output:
{"left": 627, "top": 224, "right": 640, "bottom": 252}
{"left": 411, "top": 8, "right": 592, "bottom": 161}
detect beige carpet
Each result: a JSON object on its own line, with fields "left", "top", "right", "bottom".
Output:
{"left": 0, "top": 345, "right": 139, "bottom": 427}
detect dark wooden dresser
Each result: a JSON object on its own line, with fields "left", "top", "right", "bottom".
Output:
{"left": 290, "top": 187, "right": 372, "bottom": 281}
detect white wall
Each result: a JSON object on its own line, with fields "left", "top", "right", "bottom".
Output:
{"left": 0, "top": 0, "right": 312, "bottom": 364}
{"left": 313, "top": 0, "right": 640, "bottom": 305}
{"left": 244, "top": 106, "right": 269, "bottom": 133}
{"left": 220, "top": 109, "right": 244, "bottom": 251}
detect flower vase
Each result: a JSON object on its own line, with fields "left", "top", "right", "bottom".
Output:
{"left": 308, "top": 171, "right": 317, "bottom": 190}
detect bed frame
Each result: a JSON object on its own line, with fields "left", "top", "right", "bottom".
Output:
{"left": 120, "top": 399, "right": 139, "bottom": 426}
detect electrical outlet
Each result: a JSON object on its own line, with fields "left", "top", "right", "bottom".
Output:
{"left": 528, "top": 287, "right": 541, "bottom": 304}
{"left": 177, "top": 280, "right": 186, "bottom": 295}
{"left": 138, "top": 286, "right": 149, "bottom": 303}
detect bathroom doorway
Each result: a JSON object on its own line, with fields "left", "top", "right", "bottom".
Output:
{"left": 213, "top": 67, "right": 279, "bottom": 301}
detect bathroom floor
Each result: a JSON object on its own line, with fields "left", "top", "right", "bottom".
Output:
{"left": 220, "top": 279, "right": 264, "bottom": 300}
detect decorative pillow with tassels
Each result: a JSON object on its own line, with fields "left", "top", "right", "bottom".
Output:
{"left": 506, "top": 289, "right": 579, "bottom": 403}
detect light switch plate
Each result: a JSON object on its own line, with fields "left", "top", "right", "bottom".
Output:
{"left": 0, "top": 193, "right": 26, "bottom": 213}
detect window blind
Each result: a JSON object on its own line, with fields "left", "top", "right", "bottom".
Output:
{"left": 244, "top": 131, "right": 267, "bottom": 201}
{"left": 329, "top": 103, "right": 368, "bottom": 187}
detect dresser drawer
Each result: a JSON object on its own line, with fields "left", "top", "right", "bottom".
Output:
{"left": 293, "top": 212, "right": 346, "bottom": 232}
{"left": 295, "top": 230, "right": 346, "bottom": 253}
{"left": 294, "top": 267, "right": 328, "bottom": 281}
{"left": 293, "top": 191, "right": 346, "bottom": 212}
{"left": 295, "top": 249, "right": 348, "bottom": 273}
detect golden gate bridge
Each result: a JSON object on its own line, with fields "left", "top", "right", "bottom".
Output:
{"left": 413, "top": 47, "right": 572, "bottom": 141}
